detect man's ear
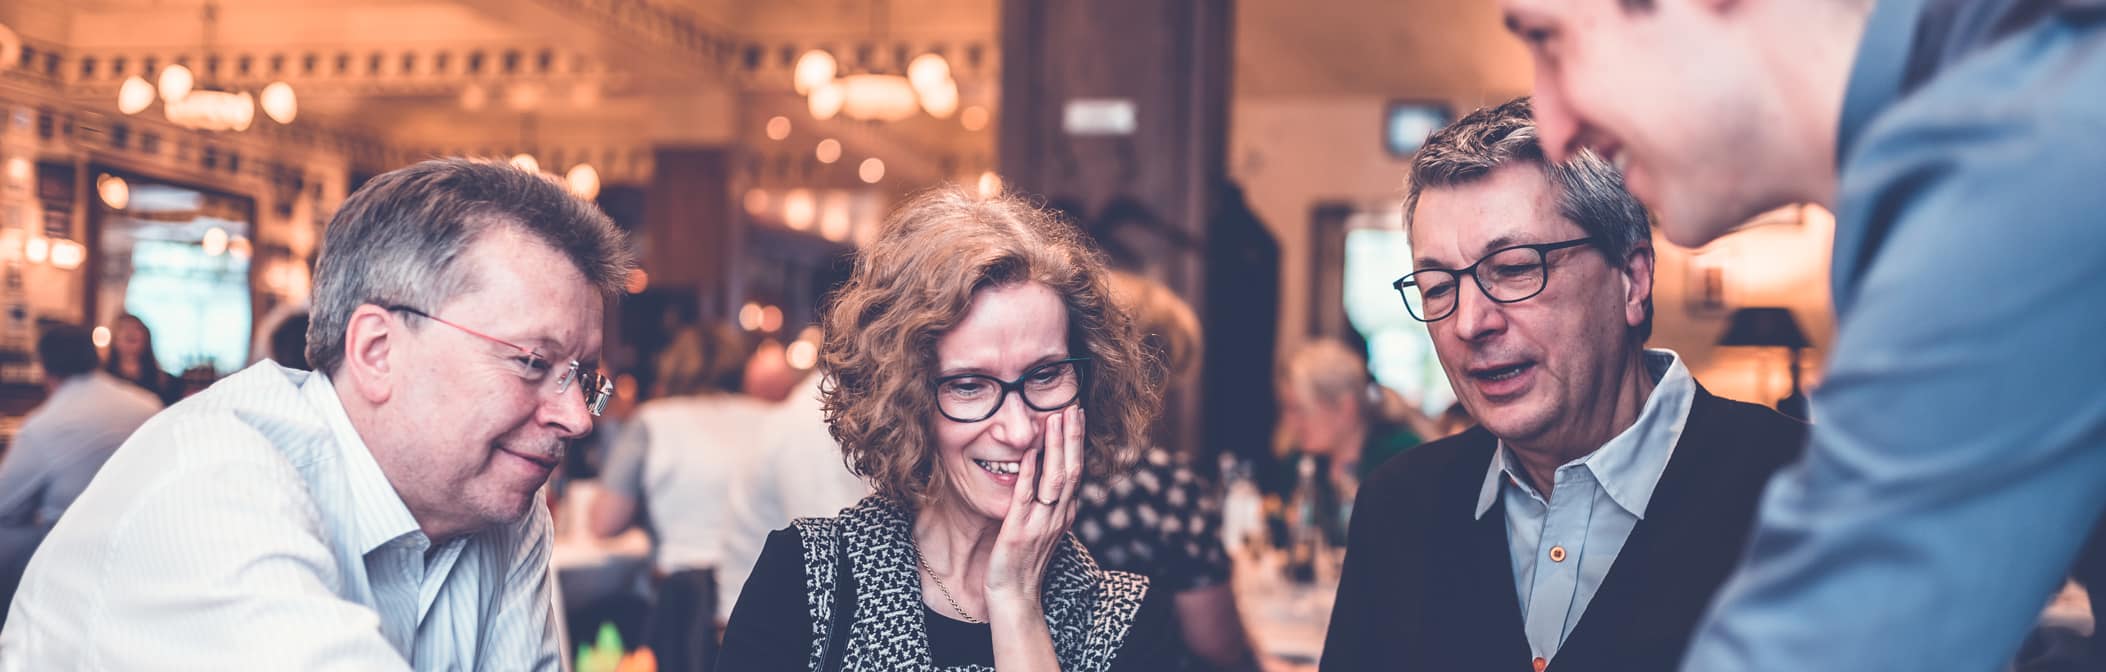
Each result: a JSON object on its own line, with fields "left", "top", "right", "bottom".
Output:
{"left": 342, "top": 304, "right": 399, "bottom": 406}
{"left": 1622, "top": 246, "right": 1656, "bottom": 330}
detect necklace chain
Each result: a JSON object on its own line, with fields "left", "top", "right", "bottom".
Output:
{"left": 914, "top": 543, "right": 986, "bottom": 624}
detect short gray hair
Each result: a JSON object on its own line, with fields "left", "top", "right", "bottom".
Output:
{"left": 306, "top": 158, "right": 633, "bottom": 374}
{"left": 1402, "top": 97, "right": 1654, "bottom": 342}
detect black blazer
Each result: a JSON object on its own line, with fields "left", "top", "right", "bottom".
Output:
{"left": 1321, "top": 385, "right": 1806, "bottom": 672}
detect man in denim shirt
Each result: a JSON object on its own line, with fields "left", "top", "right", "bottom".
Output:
{"left": 1492, "top": 0, "right": 2106, "bottom": 669}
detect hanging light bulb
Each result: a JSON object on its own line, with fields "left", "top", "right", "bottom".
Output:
{"left": 907, "top": 54, "right": 951, "bottom": 95}
{"left": 858, "top": 157, "right": 885, "bottom": 184}
{"left": 793, "top": 50, "right": 837, "bottom": 95}
{"left": 158, "top": 64, "right": 194, "bottom": 101}
{"left": 260, "top": 82, "right": 297, "bottom": 124}
{"left": 960, "top": 105, "right": 990, "bottom": 131}
{"left": 808, "top": 81, "right": 844, "bottom": 121}
{"left": 814, "top": 139, "right": 842, "bottom": 165}
{"left": 919, "top": 79, "right": 959, "bottom": 119}
{"left": 509, "top": 154, "right": 541, "bottom": 173}
{"left": 566, "top": 164, "right": 601, "bottom": 200}
{"left": 118, "top": 76, "right": 156, "bottom": 114}
{"left": 97, "top": 174, "right": 130, "bottom": 210}
{"left": 50, "top": 239, "right": 86, "bottom": 270}
{"left": 202, "top": 227, "right": 229, "bottom": 256}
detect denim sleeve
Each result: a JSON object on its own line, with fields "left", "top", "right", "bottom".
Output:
{"left": 1679, "top": 70, "right": 2106, "bottom": 670}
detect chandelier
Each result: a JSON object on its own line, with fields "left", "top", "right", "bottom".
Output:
{"left": 795, "top": 49, "right": 958, "bottom": 123}
{"left": 114, "top": 3, "right": 295, "bottom": 132}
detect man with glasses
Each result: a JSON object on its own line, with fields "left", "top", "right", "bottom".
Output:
{"left": 1, "top": 158, "right": 632, "bottom": 671}
{"left": 1322, "top": 98, "right": 1806, "bottom": 672}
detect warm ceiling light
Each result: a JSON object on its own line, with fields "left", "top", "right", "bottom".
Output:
{"left": 49, "top": 239, "right": 86, "bottom": 270}
{"left": 23, "top": 236, "right": 48, "bottom": 264}
{"left": 738, "top": 301, "right": 764, "bottom": 331}
{"left": 907, "top": 54, "right": 951, "bottom": 94}
{"left": 918, "top": 79, "right": 959, "bottom": 119}
{"left": 92, "top": 326, "right": 112, "bottom": 349}
{"left": 837, "top": 74, "right": 920, "bottom": 122}
{"left": 202, "top": 227, "right": 229, "bottom": 256}
{"left": 794, "top": 49, "right": 837, "bottom": 96}
{"left": 460, "top": 84, "right": 489, "bottom": 111}
{"left": 808, "top": 81, "right": 844, "bottom": 121}
{"left": 509, "top": 154, "right": 540, "bottom": 173}
{"left": 814, "top": 139, "right": 842, "bottom": 164}
{"left": 259, "top": 81, "right": 297, "bottom": 124}
{"left": 158, "top": 64, "right": 194, "bottom": 102}
{"left": 977, "top": 171, "right": 1002, "bottom": 198}
{"left": 743, "top": 189, "right": 771, "bottom": 216}
{"left": 761, "top": 305, "right": 783, "bottom": 332}
{"left": 765, "top": 116, "right": 792, "bottom": 140}
{"left": 858, "top": 158, "right": 885, "bottom": 184}
{"left": 819, "top": 192, "right": 851, "bottom": 242}
{"left": 118, "top": 76, "right": 156, "bottom": 114}
{"left": 566, "top": 164, "right": 601, "bottom": 200}
{"left": 785, "top": 339, "right": 817, "bottom": 370}
{"left": 228, "top": 235, "right": 253, "bottom": 260}
{"left": 97, "top": 174, "right": 130, "bottom": 210}
{"left": 782, "top": 189, "right": 816, "bottom": 231}
{"left": 4, "top": 157, "right": 30, "bottom": 183}
{"left": 625, "top": 268, "right": 649, "bottom": 294}
{"left": 162, "top": 90, "right": 255, "bottom": 132}
{"left": 960, "top": 105, "right": 990, "bottom": 131}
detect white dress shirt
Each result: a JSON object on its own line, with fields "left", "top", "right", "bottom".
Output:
{"left": 1474, "top": 349, "right": 1697, "bottom": 664}
{"left": 0, "top": 362, "right": 559, "bottom": 671}
{"left": 715, "top": 375, "right": 867, "bottom": 618}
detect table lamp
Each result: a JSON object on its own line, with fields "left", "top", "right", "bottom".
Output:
{"left": 1718, "top": 307, "right": 1812, "bottom": 420}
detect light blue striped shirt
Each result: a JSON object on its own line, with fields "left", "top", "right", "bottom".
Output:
{"left": 0, "top": 362, "right": 559, "bottom": 671}
{"left": 1474, "top": 349, "right": 1696, "bottom": 664}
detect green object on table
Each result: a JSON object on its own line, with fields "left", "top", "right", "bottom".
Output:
{"left": 575, "top": 622, "right": 626, "bottom": 672}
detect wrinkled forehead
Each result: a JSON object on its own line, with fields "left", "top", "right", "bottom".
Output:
{"left": 1408, "top": 165, "right": 1577, "bottom": 270}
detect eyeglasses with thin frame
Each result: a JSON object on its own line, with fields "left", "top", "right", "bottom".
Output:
{"left": 932, "top": 357, "right": 1091, "bottom": 423}
{"left": 383, "top": 305, "right": 615, "bottom": 416}
{"left": 1392, "top": 237, "right": 1597, "bottom": 322}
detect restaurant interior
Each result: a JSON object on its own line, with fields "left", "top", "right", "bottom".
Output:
{"left": 2, "top": 1, "right": 1997, "bottom": 670}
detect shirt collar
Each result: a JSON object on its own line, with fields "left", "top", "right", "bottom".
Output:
{"left": 299, "top": 370, "right": 425, "bottom": 555}
{"left": 1474, "top": 349, "right": 1698, "bottom": 520}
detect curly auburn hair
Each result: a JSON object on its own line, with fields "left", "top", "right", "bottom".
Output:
{"left": 819, "top": 186, "right": 1162, "bottom": 506}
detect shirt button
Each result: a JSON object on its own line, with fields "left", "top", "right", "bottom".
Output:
{"left": 1533, "top": 656, "right": 1548, "bottom": 672}
{"left": 1549, "top": 546, "right": 1567, "bottom": 563}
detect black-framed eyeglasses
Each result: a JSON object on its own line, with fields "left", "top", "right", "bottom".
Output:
{"left": 383, "top": 305, "right": 615, "bottom": 416}
{"left": 1392, "top": 237, "right": 1597, "bottom": 322}
{"left": 932, "top": 357, "right": 1091, "bottom": 423}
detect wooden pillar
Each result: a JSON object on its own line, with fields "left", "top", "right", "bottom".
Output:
{"left": 641, "top": 147, "right": 741, "bottom": 320}
{"left": 999, "top": 0, "right": 1235, "bottom": 463}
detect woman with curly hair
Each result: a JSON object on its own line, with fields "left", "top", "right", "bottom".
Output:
{"left": 717, "top": 186, "right": 1171, "bottom": 671}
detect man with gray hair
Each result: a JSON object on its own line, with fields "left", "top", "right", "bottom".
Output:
{"left": 1322, "top": 98, "right": 1805, "bottom": 672}
{"left": 1, "top": 158, "right": 632, "bottom": 671}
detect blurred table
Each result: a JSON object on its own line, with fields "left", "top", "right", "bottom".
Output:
{"left": 1234, "top": 548, "right": 1340, "bottom": 672}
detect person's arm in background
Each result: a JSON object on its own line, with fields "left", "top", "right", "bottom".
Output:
{"left": 587, "top": 421, "right": 647, "bottom": 538}
{"left": 0, "top": 425, "right": 52, "bottom": 526}
{"left": 1678, "top": 90, "right": 2106, "bottom": 670}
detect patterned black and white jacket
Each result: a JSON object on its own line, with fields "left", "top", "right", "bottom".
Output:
{"left": 717, "top": 496, "right": 1174, "bottom": 672}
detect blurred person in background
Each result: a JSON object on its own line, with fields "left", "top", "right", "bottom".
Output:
{"left": 102, "top": 313, "right": 178, "bottom": 405}
{"left": 0, "top": 158, "right": 631, "bottom": 670}
{"left": 714, "top": 367, "right": 868, "bottom": 642}
{"left": 1072, "top": 271, "right": 1260, "bottom": 672}
{"left": 1269, "top": 339, "right": 1423, "bottom": 544}
{"left": 717, "top": 186, "right": 1175, "bottom": 670}
{"left": 1322, "top": 98, "right": 1806, "bottom": 672}
{"left": 1496, "top": 1, "right": 2106, "bottom": 668}
{"left": 268, "top": 311, "right": 312, "bottom": 370}
{"left": 589, "top": 320, "right": 764, "bottom": 672}
{"left": 0, "top": 323, "right": 163, "bottom": 630}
